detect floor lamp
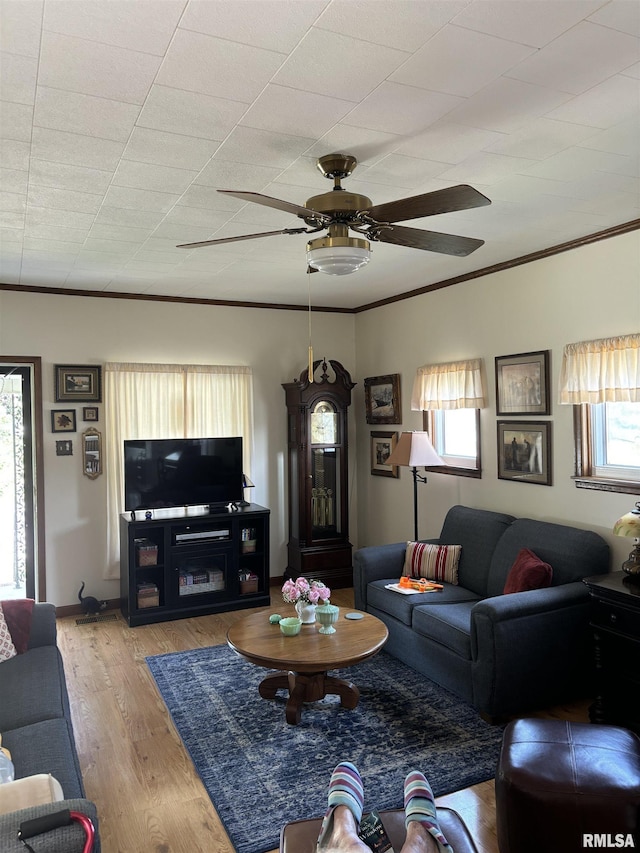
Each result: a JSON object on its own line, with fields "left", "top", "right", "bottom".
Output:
{"left": 386, "top": 431, "right": 445, "bottom": 541}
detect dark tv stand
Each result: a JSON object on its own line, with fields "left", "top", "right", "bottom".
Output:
{"left": 120, "top": 503, "right": 270, "bottom": 627}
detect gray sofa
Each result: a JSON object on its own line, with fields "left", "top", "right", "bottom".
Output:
{"left": 354, "top": 505, "right": 610, "bottom": 720}
{"left": 0, "top": 602, "right": 100, "bottom": 853}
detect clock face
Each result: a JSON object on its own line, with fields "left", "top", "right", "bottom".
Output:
{"left": 311, "top": 400, "right": 337, "bottom": 444}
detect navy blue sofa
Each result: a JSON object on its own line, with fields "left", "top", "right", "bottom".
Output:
{"left": 354, "top": 505, "right": 610, "bottom": 719}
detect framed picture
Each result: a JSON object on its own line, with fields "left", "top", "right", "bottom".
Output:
{"left": 51, "top": 409, "right": 76, "bottom": 433}
{"left": 495, "top": 351, "right": 550, "bottom": 415}
{"left": 364, "top": 374, "right": 401, "bottom": 424}
{"left": 55, "top": 440, "right": 73, "bottom": 456}
{"left": 371, "top": 431, "right": 399, "bottom": 478}
{"left": 55, "top": 365, "right": 102, "bottom": 403}
{"left": 83, "top": 406, "right": 99, "bottom": 422}
{"left": 497, "top": 421, "right": 552, "bottom": 486}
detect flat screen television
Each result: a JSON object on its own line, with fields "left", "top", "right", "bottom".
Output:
{"left": 124, "top": 437, "right": 244, "bottom": 511}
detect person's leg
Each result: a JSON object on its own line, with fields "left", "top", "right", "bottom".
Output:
{"left": 402, "top": 771, "right": 453, "bottom": 853}
{"left": 317, "top": 762, "right": 369, "bottom": 852}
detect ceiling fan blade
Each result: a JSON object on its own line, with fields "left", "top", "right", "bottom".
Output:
{"left": 364, "top": 185, "right": 491, "bottom": 223}
{"left": 177, "top": 227, "right": 308, "bottom": 249}
{"left": 373, "top": 224, "right": 484, "bottom": 256}
{"left": 218, "top": 190, "right": 331, "bottom": 224}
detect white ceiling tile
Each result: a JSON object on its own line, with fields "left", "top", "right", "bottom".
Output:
{"left": 358, "top": 154, "right": 448, "bottom": 188}
{"left": 82, "top": 237, "right": 139, "bottom": 255}
{"left": 445, "top": 77, "right": 572, "bottom": 133}
{"left": 136, "top": 85, "right": 246, "bottom": 141}
{"left": 0, "top": 52, "right": 37, "bottom": 104}
{"left": 29, "top": 160, "right": 114, "bottom": 194}
{"left": 64, "top": 271, "right": 113, "bottom": 289}
{"left": 451, "top": 0, "right": 605, "bottom": 48}
{"left": 545, "top": 74, "right": 640, "bottom": 128}
{"left": 151, "top": 222, "right": 213, "bottom": 242}
{"left": 156, "top": 29, "right": 285, "bottom": 102}
{"left": 114, "top": 160, "right": 198, "bottom": 194}
{"left": 0, "top": 139, "right": 30, "bottom": 170}
{"left": 23, "top": 236, "right": 81, "bottom": 255}
{"left": 196, "top": 160, "right": 283, "bottom": 190}
{"left": 306, "top": 126, "right": 403, "bottom": 166}
{"left": 395, "top": 122, "right": 505, "bottom": 164}
{"left": 34, "top": 87, "right": 140, "bottom": 143}
{"left": 578, "top": 117, "right": 640, "bottom": 155}
{"left": 390, "top": 25, "right": 535, "bottom": 97}
{"left": 0, "top": 191, "right": 26, "bottom": 213}
{"left": 162, "top": 206, "right": 231, "bottom": 229}
{"left": 0, "top": 210, "right": 24, "bottom": 228}
{"left": 440, "top": 151, "right": 537, "bottom": 184}
{"left": 178, "top": 184, "right": 243, "bottom": 211}
{"left": 622, "top": 60, "right": 640, "bottom": 78}
{"left": 316, "top": 0, "right": 467, "bottom": 52}
{"left": 0, "top": 101, "right": 33, "bottom": 142}
{"left": 28, "top": 185, "right": 103, "bottom": 214}
{"left": 24, "top": 222, "right": 88, "bottom": 243}
{"left": 485, "top": 117, "right": 598, "bottom": 159}
{"left": 31, "top": 127, "right": 125, "bottom": 171}
{"left": 102, "top": 185, "right": 181, "bottom": 213}
{"left": 506, "top": 22, "right": 640, "bottom": 95}
{"left": 0, "top": 0, "right": 43, "bottom": 57}
{"left": 273, "top": 28, "right": 409, "bottom": 101}
{"left": 89, "top": 223, "right": 153, "bottom": 242}
{"left": 92, "top": 206, "right": 166, "bottom": 230}
{"left": 213, "top": 125, "right": 316, "bottom": 168}
{"left": 180, "top": 0, "right": 328, "bottom": 53}
{"left": 588, "top": 0, "right": 640, "bottom": 38}
{"left": 523, "top": 146, "right": 632, "bottom": 181}
{"left": 43, "top": 0, "right": 185, "bottom": 55}
{"left": 1, "top": 167, "right": 28, "bottom": 194}
{"left": 39, "top": 32, "right": 161, "bottom": 104}
{"left": 123, "top": 127, "right": 220, "bottom": 170}
{"left": 27, "top": 206, "right": 97, "bottom": 229}
{"left": 344, "top": 82, "right": 464, "bottom": 135}
{"left": 240, "top": 85, "right": 356, "bottom": 139}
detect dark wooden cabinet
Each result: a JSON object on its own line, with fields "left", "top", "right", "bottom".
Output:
{"left": 120, "top": 503, "right": 270, "bottom": 626}
{"left": 583, "top": 571, "right": 640, "bottom": 734}
{"left": 282, "top": 359, "right": 355, "bottom": 589}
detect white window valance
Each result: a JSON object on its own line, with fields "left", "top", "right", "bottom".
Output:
{"left": 411, "top": 358, "right": 487, "bottom": 410}
{"left": 559, "top": 333, "right": 640, "bottom": 404}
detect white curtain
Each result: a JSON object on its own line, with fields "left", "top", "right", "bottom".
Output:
{"left": 559, "top": 333, "right": 640, "bottom": 404}
{"left": 411, "top": 358, "right": 487, "bottom": 410}
{"left": 104, "top": 362, "right": 253, "bottom": 580}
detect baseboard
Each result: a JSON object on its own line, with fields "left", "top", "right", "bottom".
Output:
{"left": 55, "top": 597, "right": 121, "bottom": 618}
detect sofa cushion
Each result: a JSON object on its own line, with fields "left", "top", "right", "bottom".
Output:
{"left": 402, "top": 542, "right": 461, "bottom": 585}
{"left": 2, "top": 719, "right": 84, "bottom": 799}
{"left": 0, "top": 774, "right": 64, "bottom": 816}
{"left": 437, "top": 505, "right": 515, "bottom": 597}
{"left": 0, "top": 647, "right": 68, "bottom": 732}
{"left": 503, "top": 548, "right": 553, "bottom": 594}
{"left": 0, "top": 599, "right": 35, "bottom": 654}
{"left": 367, "top": 578, "right": 481, "bottom": 625}
{"left": 0, "top": 605, "right": 16, "bottom": 662}
{"left": 412, "top": 602, "right": 476, "bottom": 659}
{"left": 486, "top": 518, "right": 611, "bottom": 597}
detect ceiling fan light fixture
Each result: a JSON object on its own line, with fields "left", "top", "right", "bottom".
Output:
{"left": 306, "top": 236, "right": 371, "bottom": 276}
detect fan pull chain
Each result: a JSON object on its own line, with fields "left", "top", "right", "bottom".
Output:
{"left": 308, "top": 266, "right": 314, "bottom": 383}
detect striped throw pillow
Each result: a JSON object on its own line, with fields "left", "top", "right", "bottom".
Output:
{"left": 402, "top": 542, "right": 461, "bottom": 585}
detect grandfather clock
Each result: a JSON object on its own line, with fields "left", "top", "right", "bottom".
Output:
{"left": 282, "top": 359, "right": 355, "bottom": 588}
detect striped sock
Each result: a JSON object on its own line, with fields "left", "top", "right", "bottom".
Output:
{"left": 404, "top": 771, "right": 453, "bottom": 853}
{"left": 317, "top": 762, "right": 364, "bottom": 849}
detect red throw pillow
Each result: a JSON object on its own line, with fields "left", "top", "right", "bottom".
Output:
{"left": 503, "top": 549, "right": 553, "bottom": 594}
{"left": 0, "top": 599, "right": 35, "bottom": 654}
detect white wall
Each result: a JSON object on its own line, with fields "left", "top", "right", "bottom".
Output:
{"left": 0, "top": 290, "right": 356, "bottom": 605}
{"left": 1, "top": 229, "right": 638, "bottom": 605}
{"left": 353, "top": 230, "right": 640, "bottom": 572}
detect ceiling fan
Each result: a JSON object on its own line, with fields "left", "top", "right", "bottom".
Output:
{"left": 176, "top": 153, "right": 491, "bottom": 275}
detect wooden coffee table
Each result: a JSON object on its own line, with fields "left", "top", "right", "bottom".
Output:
{"left": 227, "top": 609, "right": 388, "bottom": 725}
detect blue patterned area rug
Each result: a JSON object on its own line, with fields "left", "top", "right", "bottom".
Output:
{"left": 147, "top": 645, "right": 503, "bottom": 853}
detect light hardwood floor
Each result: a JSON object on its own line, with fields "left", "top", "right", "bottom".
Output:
{"left": 57, "top": 588, "right": 589, "bottom": 853}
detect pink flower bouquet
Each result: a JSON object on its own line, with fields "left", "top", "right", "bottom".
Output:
{"left": 281, "top": 577, "right": 331, "bottom": 606}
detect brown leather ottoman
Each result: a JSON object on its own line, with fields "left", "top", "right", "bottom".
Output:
{"left": 496, "top": 719, "right": 640, "bottom": 853}
{"left": 280, "top": 806, "right": 479, "bottom": 852}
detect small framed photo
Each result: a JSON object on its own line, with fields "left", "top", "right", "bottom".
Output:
{"left": 55, "top": 364, "right": 102, "bottom": 403}
{"left": 364, "top": 374, "right": 401, "bottom": 424}
{"left": 83, "top": 406, "right": 99, "bottom": 422}
{"left": 56, "top": 440, "right": 73, "bottom": 456}
{"left": 497, "top": 421, "right": 552, "bottom": 486}
{"left": 371, "top": 431, "right": 399, "bottom": 478}
{"left": 51, "top": 409, "right": 76, "bottom": 433}
{"left": 495, "top": 351, "right": 550, "bottom": 415}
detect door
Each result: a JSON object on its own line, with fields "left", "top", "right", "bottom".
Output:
{"left": 0, "top": 357, "right": 45, "bottom": 600}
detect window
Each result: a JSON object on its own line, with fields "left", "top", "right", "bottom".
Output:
{"left": 574, "top": 401, "right": 640, "bottom": 493}
{"left": 423, "top": 409, "right": 481, "bottom": 478}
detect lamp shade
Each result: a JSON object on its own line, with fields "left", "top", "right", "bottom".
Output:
{"left": 613, "top": 503, "right": 640, "bottom": 538}
{"left": 386, "top": 431, "right": 444, "bottom": 468}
